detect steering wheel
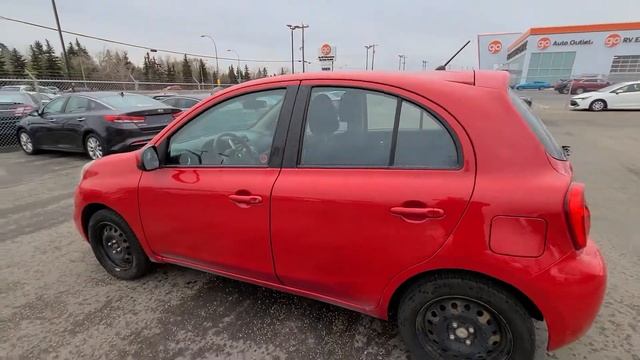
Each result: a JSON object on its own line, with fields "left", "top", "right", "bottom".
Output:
{"left": 212, "top": 132, "right": 259, "bottom": 164}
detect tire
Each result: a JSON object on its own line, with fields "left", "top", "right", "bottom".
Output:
{"left": 397, "top": 274, "right": 535, "bottom": 360}
{"left": 561, "top": 88, "right": 569, "bottom": 94}
{"left": 574, "top": 88, "right": 585, "bottom": 95}
{"left": 589, "top": 99, "right": 607, "bottom": 112}
{"left": 515, "top": 86, "right": 522, "bottom": 90}
{"left": 18, "top": 130, "right": 38, "bottom": 155}
{"left": 88, "top": 209, "right": 152, "bottom": 280}
{"left": 85, "top": 133, "right": 106, "bottom": 160}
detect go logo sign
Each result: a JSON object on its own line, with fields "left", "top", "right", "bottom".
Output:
{"left": 488, "top": 40, "right": 502, "bottom": 54}
{"left": 537, "top": 37, "right": 551, "bottom": 50}
{"left": 604, "top": 33, "right": 621, "bottom": 48}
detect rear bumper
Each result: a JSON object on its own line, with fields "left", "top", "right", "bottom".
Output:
{"left": 103, "top": 125, "right": 162, "bottom": 153}
{"left": 528, "top": 240, "right": 606, "bottom": 350}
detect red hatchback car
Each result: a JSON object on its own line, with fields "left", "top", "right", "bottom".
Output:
{"left": 74, "top": 71, "right": 606, "bottom": 359}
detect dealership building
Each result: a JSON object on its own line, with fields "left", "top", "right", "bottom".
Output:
{"left": 477, "top": 22, "right": 640, "bottom": 85}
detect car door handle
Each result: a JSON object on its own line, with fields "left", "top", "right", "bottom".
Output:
{"left": 76, "top": 117, "right": 86, "bottom": 121}
{"left": 228, "top": 194, "right": 263, "bottom": 205}
{"left": 390, "top": 207, "right": 445, "bottom": 219}
{"left": 47, "top": 118, "right": 56, "bottom": 122}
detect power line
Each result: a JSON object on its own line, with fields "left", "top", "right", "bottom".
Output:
{"left": 0, "top": 15, "right": 292, "bottom": 63}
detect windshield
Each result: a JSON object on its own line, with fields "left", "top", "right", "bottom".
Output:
{"left": 508, "top": 89, "right": 566, "bottom": 160}
{"left": 100, "top": 93, "right": 166, "bottom": 109}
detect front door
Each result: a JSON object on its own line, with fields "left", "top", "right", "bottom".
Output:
{"left": 32, "top": 97, "right": 68, "bottom": 147}
{"left": 271, "top": 83, "right": 475, "bottom": 307}
{"left": 138, "top": 84, "right": 297, "bottom": 282}
{"left": 615, "top": 83, "right": 640, "bottom": 108}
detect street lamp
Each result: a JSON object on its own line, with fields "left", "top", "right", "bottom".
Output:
{"left": 200, "top": 34, "right": 219, "bottom": 85}
{"left": 365, "top": 45, "right": 372, "bottom": 70}
{"left": 286, "top": 24, "right": 300, "bottom": 74}
{"left": 226, "top": 49, "right": 240, "bottom": 71}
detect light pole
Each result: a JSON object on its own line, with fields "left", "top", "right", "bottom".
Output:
{"left": 200, "top": 34, "right": 219, "bottom": 85}
{"left": 226, "top": 49, "right": 240, "bottom": 72}
{"left": 365, "top": 45, "right": 372, "bottom": 70}
{"left": 286, "top": 24, "right": 300, "bottom": 74}
{"left": 300, "top": 23, "right": 309, "bottom": 72}
{"left": 50, "top": 0, "right": 71, "bottom": 80}
{"left": 371, "top": 44, "right": 377, "bottom": 70}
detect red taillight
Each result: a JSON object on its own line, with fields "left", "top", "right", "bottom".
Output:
{"left": 103, "top": 114, "right": 145, "bottom": 123}
{"left": 565, "top": 182, "right": 590, "bottom": 250}
{"left": 14, "top": 105, "right": 33, "bottom": 116}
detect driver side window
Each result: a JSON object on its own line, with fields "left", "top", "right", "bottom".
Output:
{"left": 167, "top": 89, "right": 286, "bottom": 167}
{"left": 42, "top": 97, "right": 67, "bottom": 115}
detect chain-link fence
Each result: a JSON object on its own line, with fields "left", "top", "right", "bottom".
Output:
{"left": 0, "top": 76, "right": 236, "bottom": 151}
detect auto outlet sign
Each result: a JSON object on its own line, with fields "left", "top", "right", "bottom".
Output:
{"left": 318, "top": 43, "right": 336, "bottom": 71}
{"left": 488, "top": 40, "right": 502, "bottom": 54}
{"left": 605, "top": 33, "right": 622, "bottom": 47}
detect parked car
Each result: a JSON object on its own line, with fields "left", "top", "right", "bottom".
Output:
{"left": 74, "top": 71, "right": 605, "bottom": 360}
{"left": 0, "top": 91, "right": 40, "bottom": 140}
{"left": 16, "top": 92, "right": 181, "bottom": 159}
{"left": 570, "top": 81, "right": 640, "bottom": 111}
{"left": 553, "top": 79, "right": 573, "bottom": 94}
{"left": 514, "top": 80, "right": 552, "bottom": 90}
{"left": 159, "top": 93, "right": 210, "bottom": 110}
{"left": 149, "top": 92, "right": 178, "bottom": 101}
{"left": 568, "top": 78, "right": 610, "bottom": 94}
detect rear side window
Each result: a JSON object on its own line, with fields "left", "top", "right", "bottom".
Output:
{"left": 509, "top": 89, "right": 566, "bottom": 160}
{"left": 300, "top": 87, "right": 459, "bottom": 168}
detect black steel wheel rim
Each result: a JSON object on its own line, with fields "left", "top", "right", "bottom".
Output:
{"left": 415, "top": 296, "right": 513, "bottom": 360}
{"left": 97, "top": 222, "right": 133, "bottom": 270}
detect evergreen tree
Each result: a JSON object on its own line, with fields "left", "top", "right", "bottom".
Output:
{"left": 242, "top": 65, "right": 250, "bottom": 81}
{"left": 43, "top": 40, "right": 63, "bottom": 78}
{"left": 236, "top": 66, "right": 242, "bottom": 83}
{"left": 28, "top": 40, "right": 45, "bottom": 77}
{"left": 279, "top": 67, "right": 287, "bottom": 75}
{"left": 262, "top": 67, "right": 268, "bottom": 77}
{"left": 197, "top": 59, "right": 209, "bottom": 83}
{"left": 0, "top": 53, "right": 7, "bottom": 77}
{"left": 142, "top": 52, "right": 151, "bottom": 81}
{"left": 181, "top": 54, "right": 193, "bottom": 83}
{"left": 166, "top": 63, "right": 176, "bottom": 83}
{"left": 227, "top": 65, "right": 238, "bottom": 83}
{"left": 66, "top": 41, "right": 77, "bottom": 58}
{"left": 9, "top": 48, "right": 27, "bottom": 76}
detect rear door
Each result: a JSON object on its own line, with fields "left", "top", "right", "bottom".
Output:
{"left": 271, "top": 82, "right": 475, "bottom": 307}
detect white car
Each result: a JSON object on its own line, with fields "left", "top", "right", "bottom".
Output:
{"left": 570, "top": 81, "right": 640, "bottom": 111}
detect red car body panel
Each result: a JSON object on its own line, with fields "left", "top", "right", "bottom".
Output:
{"left": 74, "top": 71, "right": 606, "bottom": 351}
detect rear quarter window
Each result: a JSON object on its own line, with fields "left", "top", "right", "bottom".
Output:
{"left": 509, "top": 89, "right": 566, "bottom": 160}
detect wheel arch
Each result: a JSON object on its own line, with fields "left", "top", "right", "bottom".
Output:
{"left": 386, "top": 268, "right": 543, "bottom": 322}
{"left": 81, "top": 203, "right": 113, "bottom": 239}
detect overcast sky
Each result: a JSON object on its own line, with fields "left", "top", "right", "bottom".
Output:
{"left": 1, "top": 0, "right": 638, "bottom": 73}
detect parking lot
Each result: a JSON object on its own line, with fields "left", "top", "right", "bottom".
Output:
{"left": 1, "top": 90, "right": 639, "bottom": 359}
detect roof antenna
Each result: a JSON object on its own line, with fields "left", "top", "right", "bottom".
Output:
{"left": 436, "top": 40, "right": 471, "bottom": 70}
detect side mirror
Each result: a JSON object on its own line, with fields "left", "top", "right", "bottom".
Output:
{"left": 141, "top": 146, "right": 160, "bottom": 171}
{"left": 614, "top": 89, "right": 624, "bottom": 94}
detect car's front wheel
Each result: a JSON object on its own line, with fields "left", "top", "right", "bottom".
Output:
{"left": 18, "top": 130, "right": 37, "bottom": 155}
{"left": 88, "top": 209, "right": 152, "bottom": 280}
{"left": 589, "top": 99, "right": 607, "bottom": 111}
{"left": 85, "top": 133, "right": 105, "bottom": 160}
{"left": 397, "top": 274, "right": 535, "bottom": 360}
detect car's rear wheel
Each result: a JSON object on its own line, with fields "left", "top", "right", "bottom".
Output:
{"left": 589, "top": 99, "right": 607, "bottom": 111}
{"left": 85, "top": 134, "right": 105, "bottom": 160}
{"left": 398, "top": 274, "right": 535, "bottom": 360}
{"left": 18, "top": 130, "right": 37, "bottom": 155}
{"left": 574, "top": 88, "right": 585, "bottom": 95}
{"left": 88, "top": 209, "right": 152, "bottom": 280}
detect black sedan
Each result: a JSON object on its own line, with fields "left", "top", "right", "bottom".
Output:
{"left": 1, "top": 91, "right": 40, "bottom": 141}
{"left": 16, "top": 92, "right": 180, "bottom": 159}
